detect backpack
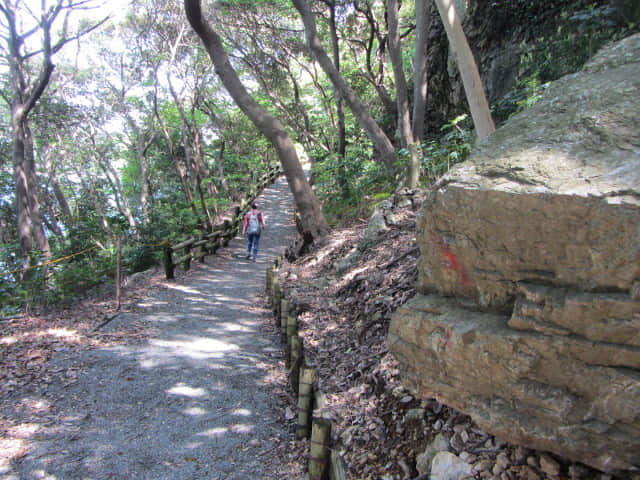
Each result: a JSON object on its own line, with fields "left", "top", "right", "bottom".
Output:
{"left": 247, "top": 212, "right": 261, "bottom": 235}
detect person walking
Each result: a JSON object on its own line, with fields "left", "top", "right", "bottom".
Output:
{"left": 242, "top": 203, "right": 265, "bottom": 260}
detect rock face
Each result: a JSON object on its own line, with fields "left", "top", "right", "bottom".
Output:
{"left": 389, "top": 35, "right": 640, "bottom": 473}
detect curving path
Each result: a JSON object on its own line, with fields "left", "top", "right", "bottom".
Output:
{"left": 3, "top": 176, "right": 299, "bottom": 480}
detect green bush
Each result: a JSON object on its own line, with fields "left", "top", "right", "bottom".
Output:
{"left": 420, "top": 115, "right": 474, "bottom": 186}
{"left": 494, "top": 3, "right": 637, "bottom": 124}
{"left": 312, "top": 149, "right": 395, "bottom": 225}
{"left": 48, "top": 251, "right": 116, "bottom": 304}
{"left": 125, "top": 244, "right": 158, "bottom": 274}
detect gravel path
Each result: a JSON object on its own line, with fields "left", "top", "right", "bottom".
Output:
{"left": 3, "top": 176, "right": 300, "bottom": 480}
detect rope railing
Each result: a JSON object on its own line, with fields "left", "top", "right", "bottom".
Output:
{"left": 0, "top": 246, "right": 100, "bottom": 277}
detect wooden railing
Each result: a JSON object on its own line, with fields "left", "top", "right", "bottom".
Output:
{"left": 162, "top": 165, "right": 282, "bottom": 279}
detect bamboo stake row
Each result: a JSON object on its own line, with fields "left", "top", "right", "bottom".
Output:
{"left": 266, "top": 254, "right": 346, "bottom": 480}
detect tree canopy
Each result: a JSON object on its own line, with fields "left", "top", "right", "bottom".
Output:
{"left": 0, "top": 0, "right": 633, "bottom": 312}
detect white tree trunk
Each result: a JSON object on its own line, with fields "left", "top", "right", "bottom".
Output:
{"left": 433, "top": 0, "right": 495, "bottom": 139}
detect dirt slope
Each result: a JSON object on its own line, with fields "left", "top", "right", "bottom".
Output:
{"left": 278, "top": 191, "right": 625, "bottom": 480}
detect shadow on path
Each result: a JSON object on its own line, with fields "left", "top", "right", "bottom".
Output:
{"left": 2, "top": 177, "right": 298, "bottom": 480}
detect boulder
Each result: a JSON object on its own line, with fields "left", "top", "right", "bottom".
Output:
{"left": 389, "top": 35, "right": 640, "bottom": 473}
{"left": 416, "top": 433, "right": 450, "bottom": 475}
{"left": 430, "top": 452, "right": 473, "bottom": 480}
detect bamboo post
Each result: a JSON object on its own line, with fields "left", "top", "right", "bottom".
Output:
{"left": 297, "top": 367, "right": 314, "bottom": 439}
{"left": 286, "top": 314, "right": 297, "bottom": 362}
{"left": 272, "top": 275, "right": 281, "bottom": 317}
{"left": 286, "top": 314, "right": 297, "bottom": 340}
{"left": 266, "top": 266, "right": 274, "bottom": 292}
{"left": 309, "top": 417, "right": 331, "bottom": 480}
{"left": 290, "top": 335, "right": 303, "bottom": 393}
{"left": 163, "top": 240, "right": 174, "bottom": 280}
{"left": 115, "top": 236, "right": 122, "bottom": 310}
{"left": 280, "top": 299, "right": 289, "bottom": 340}
{"left": 330, "top": 450, "right": 348, "bottom": 480}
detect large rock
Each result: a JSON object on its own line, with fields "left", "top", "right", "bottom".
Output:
{"left": 389, "top": 35, "right": 640, "bottom": 473}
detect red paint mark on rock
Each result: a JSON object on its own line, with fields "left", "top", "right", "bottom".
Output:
{"left": 431, "top": 233, "right": 474, "bottom": 290}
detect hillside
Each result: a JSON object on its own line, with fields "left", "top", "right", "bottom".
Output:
{"left": 276, "top": 189, "right": 629, "bottom": 480}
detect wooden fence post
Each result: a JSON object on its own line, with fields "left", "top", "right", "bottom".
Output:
{"left": 183, "top": 243, "right": 192, "bottom": 271}
{"left": 222, "top": 220, "right": 231, "bottom": 246}
{"left": 163, "top": 241, "right": 174, "bottom": 280}
{"left": 198, "top": 232, "right": 206, "bottom": 263}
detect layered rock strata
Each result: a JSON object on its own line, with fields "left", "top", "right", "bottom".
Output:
{"left": 389, "top": 34, "right": 640, "bottom": 473}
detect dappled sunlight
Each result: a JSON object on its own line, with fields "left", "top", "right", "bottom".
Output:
{"left": 167, "top": 383, "right": 209, "bottom": 398}
{"left": 6, "top": 422, "right": 41, "bottom": 438}
{"left": 0, "top": 436, "right": 27, "bottom": 468}
{"left": 136, "top": 335, "right": 240, "bottom": 368}
{"left": 232, "top": 408, "right": 252, "bottom": 417}
{"left": 16, "top": 397, "right": 52, "bottom": 415}
{"left": 339, "top": 264, "right": 373, "bottom": 286}
{"left": 41, "top": 328, "right": 82, "bottom": 343}
{"left": 1, "top": 335, "right": 18, "bottom": 345}
{"left": 2, "top": 327, "right": 82, "bottom": 345}
{"left": 0, "top": 416, "right": 46, "bottom": 474}
{"left": 137, "top": 299, "right": 171, "bottom": 308}
{"left": 198, "top": 423, "right": 255, "bottom": 439}
{"left": 217, "top": 322, "right": 253, "bottom": 333}
{"left": 151, "top": 337, "right": 238, "bottom": 356}
{"left": 198, "top": 426, "right": 229, "bottom": 439}
{"left": 164, "top": 284, "right": 203, "bottom": 295}
{"left": 183, "top": 406, "right": 208, "bottom": 416}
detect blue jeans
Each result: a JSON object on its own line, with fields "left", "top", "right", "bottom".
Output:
{"left": 246, "top": 233, "right": 260, "bottom": 258}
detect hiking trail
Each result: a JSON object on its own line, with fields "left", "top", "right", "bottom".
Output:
{"left": 1, "top": 176, "right": 303, "bottom": 480}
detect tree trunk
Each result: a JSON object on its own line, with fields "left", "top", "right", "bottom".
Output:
{"left": 166, "top": 51, "right": 214, "bottom": 231}
{"left": 433, "top": 0, "right": 495, "bottom": 139}
{"left": 24, "top": 124, "right": 50, "bottom": 256}
{"left": 292, "top": 0, "right": 398, "bottom": 176}
{"left": 353, "top": 0, "right": 398, "bottom": 128}
{"left": 79, "top": 173, "right": 115, "bottom": 240}
{"left": 215, "top": 140, "right": 232, "bottom": 202}
{"left": 412, "top": 0, "right": 429, "bottom": 143}
{"left": 190, "top": 107, "right": 218, "bottom": 200}
{"left": 126, "top": 117, "right": 153, "bottom": 227}
{"left": 13, "top": 122, "right": 34, "bottom": 259}
{"left": 153, "top": 83, "right": 201, "bottom": 222}
{"left": 138, "top": 138, "right": 151, "bottom": 226}
{"left": 45, "top": 145, "right": 73, "bottom": 225}
{"left": 184, "top": 0, "right": 329, "bottom": 239}
{"left": 387, "top": 0, "right": 420, "bottom": 188}
{"left": 0, "top": 217, "right": 11, "bottom": 244}
{"left": 325, "top": 1, "right": 348, "bottom": 197}
{"left": 99, "top": 158, "right": 139, "bottom": 237}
